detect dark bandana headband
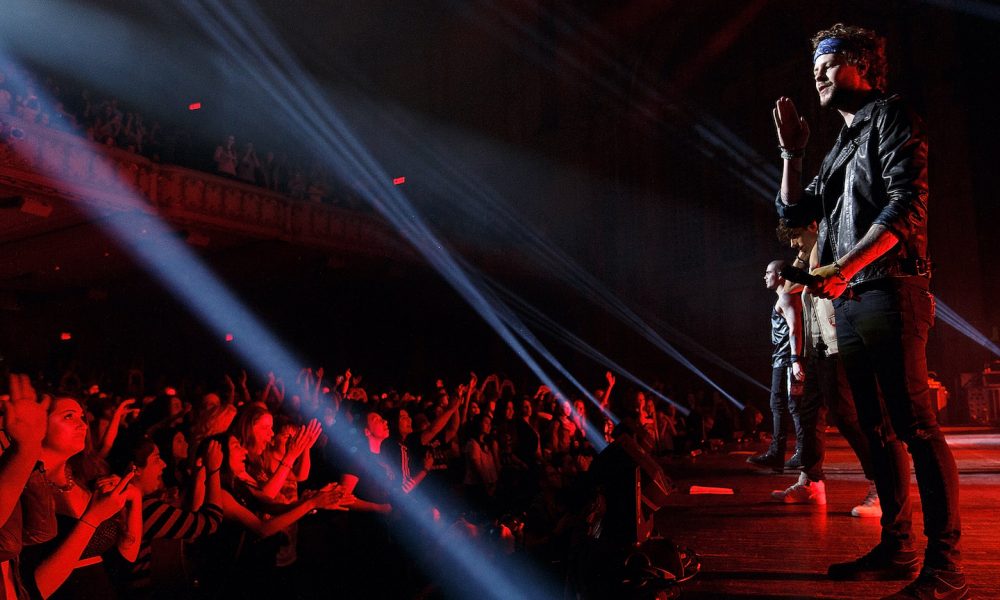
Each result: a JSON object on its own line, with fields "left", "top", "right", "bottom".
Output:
{"left": 813, "top": 37, "right": 846, "bottom": 63}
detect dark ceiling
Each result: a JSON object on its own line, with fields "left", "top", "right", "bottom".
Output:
{"left": 1, "top": 0, "right": 997, "bottom": 390}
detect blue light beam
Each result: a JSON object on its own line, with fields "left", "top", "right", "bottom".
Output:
{"left": 488, "top": 278, "right": 697, "bottom": 415}
{"left": 937, "top": 299, "right": 1000, "bottom": 357}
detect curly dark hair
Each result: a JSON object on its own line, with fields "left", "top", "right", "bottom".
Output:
{"left": 811, "top": 23, "right": 887, "bottom": 91}
{"left": 775, "top": 220, "right": 795, "bottom": 244}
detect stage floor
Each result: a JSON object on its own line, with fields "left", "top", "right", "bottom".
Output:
{"left": 658, "top": 427, "right": 1000, "bottom": 599}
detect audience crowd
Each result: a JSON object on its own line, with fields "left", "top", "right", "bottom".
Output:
{"left": 0, "top": 62, "right": 349, "bottom": 207}
{"left": 1, "top": 60, "right": 752, "bottom": 599}
{"left": 0, "top": 357, "right": 746, "bottom": 599}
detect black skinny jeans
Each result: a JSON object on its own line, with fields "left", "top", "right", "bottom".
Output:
{"left": 834, "top": 278, "right": 961, "bottom": 571}
{"left": 796, "top": 351, "right": 876, "bottom": 482}
{"left": 768, "top": 364, "right": 795, "bottom": 457}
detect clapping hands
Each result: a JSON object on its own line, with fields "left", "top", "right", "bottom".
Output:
{"left": 285, "top": 419, "right": 322, "bottom": 461}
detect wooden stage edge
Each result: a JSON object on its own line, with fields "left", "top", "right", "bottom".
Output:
{"left": 655, "top": 427, "right": 1000, "bottom": 599}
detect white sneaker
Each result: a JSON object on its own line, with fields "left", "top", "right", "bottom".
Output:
{"left": 851, "top": 483, "right": 882, "bottom": 518}
{"left": 771, "top": 472, "right": 827, "bottom": 505}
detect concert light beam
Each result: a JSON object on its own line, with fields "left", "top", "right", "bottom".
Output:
{"left": 937, "top": 299, "right": 1000, "bottom": 358}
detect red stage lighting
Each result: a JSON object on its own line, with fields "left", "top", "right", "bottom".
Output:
{"left": 188, "top": 102, "right": 202, "bottom": 111}
{"left": 225, "top": 333, "right": 234, "bottom": 342}
{"left": 393, "top": 176, "right": 406, "bottom": 185}
{"left": 60, "top": 332, "right": 72, "bottom": 341}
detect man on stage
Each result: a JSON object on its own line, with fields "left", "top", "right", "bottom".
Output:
{"left": 772, "top": 23, "right": 966, "bottom": 599}
{"left": 774, "top": 211, "right": 880, "bottom": 516}
{"left": 747, "top": 259, "right": 805, "bottom": 477}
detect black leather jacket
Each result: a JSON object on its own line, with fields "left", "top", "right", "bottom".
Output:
{"left": 777, "top": 92, "right": 930, "bottom": 286}
{"left": 770, "top": 308, "right": 791, "bottom": 368}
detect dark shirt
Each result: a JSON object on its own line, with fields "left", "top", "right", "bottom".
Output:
{"left": 771, "top": 307, "right": 791, "bottom": 368}
{"left": 342, "top": 446, "right": 395, "bottom": 506}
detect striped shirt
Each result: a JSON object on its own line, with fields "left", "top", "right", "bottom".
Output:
{"left": 124, "top": 497, "right": 223, "bottom": 591}
{"left": 399, "top": 443, "right": 419, "bottom": 494}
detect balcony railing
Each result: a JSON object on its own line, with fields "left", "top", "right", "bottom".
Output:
{"left": 0, "top": 116, "right": 412, "bottom": 260}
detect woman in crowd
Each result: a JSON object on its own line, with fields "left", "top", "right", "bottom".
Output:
{"left": 117, "top": 438, "right": 224, "bottom": 598}
{"left": 192, "top": 432, "right": 342, "bottom": 599}
{"left": 463, "top": 413, "right": 499, "bottom": 515}
{"left": 148, "top": 426, "right": 189, "bottom": 495}
{"left": 22, "top": 396, "right": 143, "bottom": 600}
{"left": 232, "top": 406, "right": 320, "bottom": 502}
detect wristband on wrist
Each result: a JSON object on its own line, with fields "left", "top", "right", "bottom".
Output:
{"left": 207, "top": 467, "right": 221, "bottom": 476}
{"left": 789, "top": 356, "right": 800, "bottom": 363}
{"left": 780, "top": 146, "right": 805, "bottom": 160}
{"left": 78, "top": 516, "right": 97, "bottom": 529}
{"left": 832, "top": 261, "right": 848, "bottom": 282}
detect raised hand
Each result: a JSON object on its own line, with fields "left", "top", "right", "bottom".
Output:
{"left": 302, "top": 419, "right": 322, "bottom": 448}
{"left": 204, "top": 439, "right": 223, "bottom": 472}
{"left": 83, "top": 470, "right": 135, "bottom": 524}
{"left": 2, "top": 374, "right": 50, "bottom": 448}
{"left": 772, "top": 96, "right": 810, "bottom": 152}
{"left": 286, "top": 419, "right": 322, "bottom": 460}
{"left": 113, "top": 398, "right": 138, "bottom": 421}
{"left": 605, "top": 371, "right": 616, "bottom": 387}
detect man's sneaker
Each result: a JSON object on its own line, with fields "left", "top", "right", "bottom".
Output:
{"left": 770, "top": 472, "right": 827, "bottom": 504}
{"left": 851, "top": 483, "right": 882, "bottom": 518}
{"left": 783, "top": 450, "right": 803, "bottom": 470}
{"left": 827, "top": 544, "right": 919, "bottom": 581}
{"left": 879, "top": 567, "right": 969, "bottom": 599}
{"left": 747, "top": 451, "right": 784, "bottom": 473}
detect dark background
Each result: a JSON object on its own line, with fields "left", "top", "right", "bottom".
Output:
{"left": 1, "top": 0, "right": 997, "bottom": 409}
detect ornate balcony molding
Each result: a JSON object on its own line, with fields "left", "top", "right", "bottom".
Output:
{"left": 0, "top": 116, "right": 412, "bottom": 261}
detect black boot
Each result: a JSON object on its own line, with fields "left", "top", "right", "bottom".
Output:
{"left": 747, "top": 445, "right": 785, "bottom": 473}
{"left": 784, "top": 450, "right": 803, "bottom": 470}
